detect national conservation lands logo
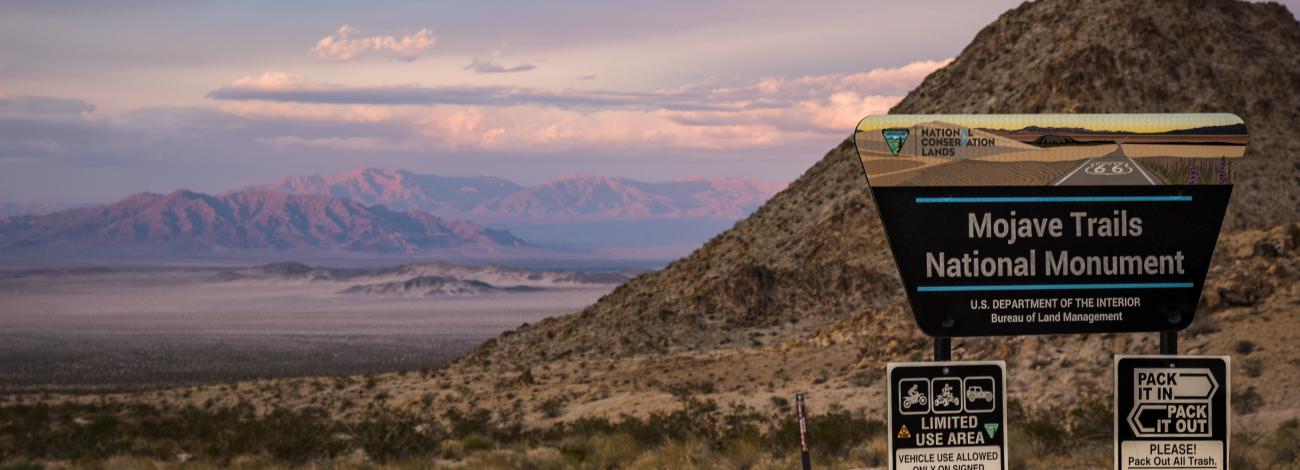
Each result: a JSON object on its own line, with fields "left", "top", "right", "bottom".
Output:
{"left": 880, "top": 126, "right": 996, "bottom": 157}
{"left": 882, "top": 128, "right": 909, "bottom": 156}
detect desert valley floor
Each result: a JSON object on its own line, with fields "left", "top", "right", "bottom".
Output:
{"left": 0, "top": 267, "right": 614, "bottom": 392}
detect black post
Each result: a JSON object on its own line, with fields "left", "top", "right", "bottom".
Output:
{"left": 796, "top": 393, "right": 811, "bottom": 470}
{"left": 1159, "top": 331, "right": 1178, "bottom": 355}
{"left": 934, "top": 337, "right": 952, "bottom": 361}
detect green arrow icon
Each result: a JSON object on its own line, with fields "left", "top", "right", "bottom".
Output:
{"left": 984, "top": 422, "right": 999, "bottom": 439}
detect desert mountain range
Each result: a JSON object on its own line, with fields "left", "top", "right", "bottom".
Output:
{"left": 0, "top": 170, "right": 784, "bottom": 258}
{"left": 254, "top": 168, "right": 785, "bottom": 222}
{"left": 0, "top": 189, "right": 523, "bottom": 256}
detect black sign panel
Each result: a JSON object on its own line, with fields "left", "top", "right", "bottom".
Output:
{"left": 871, "top": 185, "right": 1230, "bottom": 337}
{"left": 1115, "top": 356, "right": 1230, "bottom": 470}
{"left": 888, "top": 361, "right": 1007, "bottom": 470}
{"left": 854, "top": 114, "right": 1245, "bottom": 337}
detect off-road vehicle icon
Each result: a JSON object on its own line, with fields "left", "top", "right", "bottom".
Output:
{"left": 902, "top": 384, "right": 928, "bottom": 409}
{"left": 966, "top": 385, "right": 994, "bottom": 402}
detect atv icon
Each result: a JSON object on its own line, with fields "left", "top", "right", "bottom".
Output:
{"left": 934, "top": 383, "right": 961, "bottom": 407}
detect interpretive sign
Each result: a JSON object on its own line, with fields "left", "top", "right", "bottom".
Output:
{"left": 888, "top": 361, "right": 1007, "bottom": 470}
{"left": 1115, "top": 356, "right": 1229, "bottom": 470}
{"left": 853, "top": 114, "right": 1247, "bottom": 336}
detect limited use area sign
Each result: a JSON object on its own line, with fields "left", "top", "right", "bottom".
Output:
{"left": 1115, "top": 356, "right": 1230, "bottom": 470}
{"left": 853, "top": 114, "right": 1247, "bottom": 337}
{"left": 888, "top": 361, "right": 1007, "bottom": 470}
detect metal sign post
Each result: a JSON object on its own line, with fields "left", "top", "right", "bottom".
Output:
{"left": 1159, "top": 331, "right": 1178, "bottom": 355}
{"left": 933, "top": 337, "right": 951, "bottom": 361}
{"left": 796, "top": 393, "right": 811, "bottom": 470}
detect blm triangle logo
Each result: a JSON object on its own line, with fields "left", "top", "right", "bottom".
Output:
{"left": 984, "top": 422, "right": 999, "bottom": 439}
{"left": 882, "top": 128, "right": 909, "bottom": 156}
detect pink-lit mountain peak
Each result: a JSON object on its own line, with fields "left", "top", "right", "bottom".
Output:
{"left": 251, "top": 169, "right": 787, "bottom": 222}
{"left": 0, "top": 189, "right": 523, "bottom": 256}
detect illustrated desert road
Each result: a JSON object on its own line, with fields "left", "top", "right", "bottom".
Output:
{"left": 1051, "top": 144, "right": 1164, "bottom": 186}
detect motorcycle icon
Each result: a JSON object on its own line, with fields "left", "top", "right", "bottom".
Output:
{"left": 902, "top": 384, "right": 928, "bottom": 409}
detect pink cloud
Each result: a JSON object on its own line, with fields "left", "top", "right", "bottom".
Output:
{"left": 313, "top": 25, "right": 437, "bottom": 62}
{"left": 208, "top": 58, "right": 950, "bottom": 154}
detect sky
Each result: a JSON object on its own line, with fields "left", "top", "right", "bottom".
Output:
{"left": 1, "top": 0, "right": 1295, "bottom": 203}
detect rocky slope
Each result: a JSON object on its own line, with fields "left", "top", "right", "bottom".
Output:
{"left": 437, "top": 0, "right": 1300, "bottom": 418}
{"left": 0, "top": 189, "right": 523, "bottom": 256}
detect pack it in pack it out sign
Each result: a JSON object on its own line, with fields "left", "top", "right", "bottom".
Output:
{"left": 1115, "top": 356, "right": 1230, "bottom": 470}
{"left": 852, "top": 114, "right": 1247, "bottom": 337}
{"left": 888, "top": 361, "right": 1006, "bottom": 470}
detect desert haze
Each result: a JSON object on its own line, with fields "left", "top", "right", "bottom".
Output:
{"left": 0, "top": 263, "right": 622, "bottom": 392}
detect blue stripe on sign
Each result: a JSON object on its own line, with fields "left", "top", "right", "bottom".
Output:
{"left": 914, "top": 196, "right": 1192, "bottom": 203}
{"left": 917, "top": 282, "right": 1194, "bottom": 292}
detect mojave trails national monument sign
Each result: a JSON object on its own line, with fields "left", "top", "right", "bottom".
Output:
{"left": 853, "top": 114, "right": 1247, "bottom": 337}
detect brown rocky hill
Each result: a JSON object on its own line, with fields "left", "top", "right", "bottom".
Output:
{"left": 459, "top": 0, "right": 1299, "bottom": 364}
{"left": 436, "top": 0, "right": 1299, "bottom": 419}
{"left": 893, "top": 0, "right": 1300, "bottom": 228}
{"left": 0, "top": 189, "right": 523, "bottom": 256}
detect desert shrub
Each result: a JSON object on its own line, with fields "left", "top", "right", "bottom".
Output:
{"left": 350, "top": 408, "right": 443, "bottom": 462}
{"left": 765, "top": 404, "right": 881, "bottom": 457}
{"left": 849, "top": 368, "right": 882, "bottom": 387}
{"left": 249, "top": 408, "right": 346, "bottom": 464}
{"left": 586, "top": 433, "right": 642, "bottom": 468}
{"left": 0, "top": 459, "right": 44, "bottom": 470}
{"left": 768, "top": 395, "right": 790, "bottom": 413}
{"left": 1008, "top": 399, "right": 1069, "bottom": 456}
{"left": 1241, "top": 357, "right": 1264, "bottom": 378}
{"left": 1232, "top": 386, "right": 1264, "bottom": 414}
{"left": 536, "top": 396, "right": 567, "bottom": 419}
{"left": 665, "top": 380, "right": 716, "bottom": 399}
{"left": 461, "top": 434, "right": 495, "bottom": 452}
{"left": 1259, "top": 418, "right": 1300, "bottom": 465}
{"left": 1065, "top": 392, "right": 1110, "bottom": 441}
{"left": 627, "top": 437, "right": 717, "bottom": 470}
{"left": 444, "top": 408, "right": 494, "bottom": 439}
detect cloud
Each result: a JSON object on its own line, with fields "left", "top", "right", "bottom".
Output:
{"left": 3, "top": 58, "right": 945, "bottom": 172}
{"left": 574, "top": 75, "right": 597, "bottom": 81}
{"left": 464, "top": 58, "right": 537, "bottom": 74}
{"left": 312, "top": 25, "right": 436, "bottom": 62}
{"left": 207, "top": 71, "right": 732, "bottom": 111}
{"left": 198, "top": 58, "right": 952, "bottom": 155}
{"left": 0, "top": 94, "right": 96, "bottom": 115}
{"left": 209, "top": 58, "right": 950, "bottom": 125}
